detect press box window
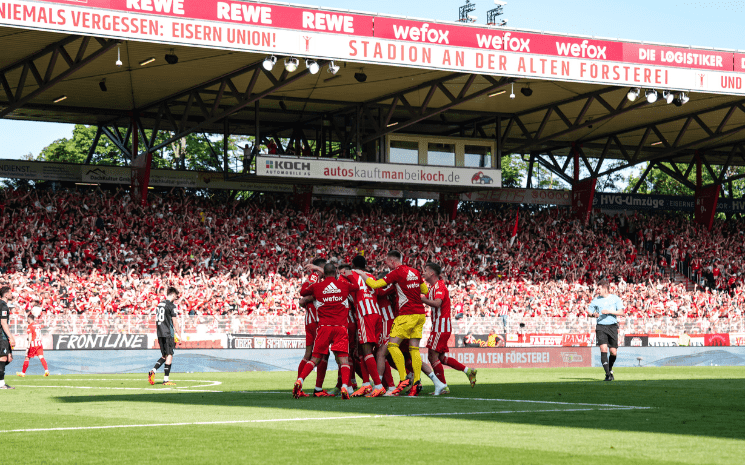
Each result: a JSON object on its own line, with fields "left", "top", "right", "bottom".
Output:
{"left": 464, "top": 145, "right": 491, "bottom": 168}
{"left": 428, "top": 143, "right": 455, "bottom": 166}
{"left": 389, "top": 140, "right": 419, "bottom": 164}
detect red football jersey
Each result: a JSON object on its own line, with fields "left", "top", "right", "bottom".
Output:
{"left": 428, "top": 280, "right": 452, "bottom": 333}
{"left": 27, "top": 322, "right": 42, "bottom": 348}
{"left": 301, "top": 277, "right": 359, "bottom": 326}
{"left": 376, "top": 286, "right": 396, "bottom": 321}
{"left": 383, "top": 265, "right": 426, "bottom": 315}
{"left": 301, "top": 274, "right": 320, "bottom": 325}
{"left": 346, "top": 271, "right": 380, "bottom": 319}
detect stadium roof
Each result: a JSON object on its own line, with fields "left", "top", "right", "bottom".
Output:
{"left": 1, "top": 0, "right": 745, "bottom": 191}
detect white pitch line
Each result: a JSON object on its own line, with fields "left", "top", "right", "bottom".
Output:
{"left": 0, "top": 406, "right": 649, "bottom": 434}
{"left": 15, "top": 379, "right": 223, "bottom": 390}
{"left": 20, "top": 385, "right": 223, "bottom": 393}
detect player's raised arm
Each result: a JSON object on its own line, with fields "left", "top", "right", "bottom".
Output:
{"left": 365, "top": 276, "right": 388, "bottom": 289}
{"left": 421, "top": 295, "right": 442, "bottom": 308}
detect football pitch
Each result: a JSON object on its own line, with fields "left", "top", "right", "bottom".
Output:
{"left": 3, "top": 367, "right": 744, "bottom": 464}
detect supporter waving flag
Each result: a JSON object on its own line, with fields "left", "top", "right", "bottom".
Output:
{"left": 509, "top": 208, "right": 519, "bottom": 247}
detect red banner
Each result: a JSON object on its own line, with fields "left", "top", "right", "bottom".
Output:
{"left": 29, "top": 0, "right": 375, "bottom": 35}
{"left": 736, "top": 54, "right": 745, "bottom": 73}
{"left": 443, "top": 347, "right": 591, "bottom": 368}
{"left": 561, "top": 333, "right": 592, "bottom": 347}
{"left": 704, "top": 333, "right": 730, "bottom": 347}
{"left": 572, "top": 178, "right": 596, "bottom": 223}
{"left": 130, "top": 152, "right": 152, "bottom": 206}
{"left": 694, "top": 184, "right": 721, "bottom": 231}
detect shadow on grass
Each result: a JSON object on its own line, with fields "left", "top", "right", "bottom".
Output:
{"left": 53, "top": 378, "right": 745, "bottom": 441}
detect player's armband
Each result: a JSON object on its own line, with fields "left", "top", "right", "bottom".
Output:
{"left": 365, "top": 278, "right": 388, "bottom": 289}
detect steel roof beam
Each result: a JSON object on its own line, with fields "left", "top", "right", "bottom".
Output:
{"left": 0, "top": 36, "right": 117, "bottom": 119}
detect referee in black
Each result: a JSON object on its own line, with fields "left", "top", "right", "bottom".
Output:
{"left": 0, "top": 286, "right": 15, "bottom": 389}
{"left": 588, "top": 279, "right": 625, "bottom": 381}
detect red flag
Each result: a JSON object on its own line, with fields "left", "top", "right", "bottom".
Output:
{"left": 509, "top": 209, "right": 519, "bottom": 247}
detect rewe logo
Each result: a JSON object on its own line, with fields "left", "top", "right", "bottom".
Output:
{"left": 392, "top": 23, "right": 450, "bottom": 44}
{"left": 406, "top": 270, "right": 418, "bottom": 281}
{"left": 323, "top": 282, "right": 341, "bottom": 294}
{"left": 126, "top": 0, "right": 185, "bottom": 15}
{"left": 556, "top": 40, "right": 607, "bottom": 59}
{"left": 475, "top": 32, "right": 530, "bottom": 52}
{"left": 302, "top": 11, "right": 355, "bottom": 33}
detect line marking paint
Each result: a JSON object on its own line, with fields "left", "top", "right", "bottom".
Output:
{"left": 0, "top": 406, "right": 650, "bottom": 434}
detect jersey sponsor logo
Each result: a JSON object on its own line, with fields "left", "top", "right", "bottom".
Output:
{"left": 323, "top": 282, "right": 341, "bottom": 294}
{"left": 406, "top": 270, "right": 418, "bottom": 281}
{"left": 323, "top": 295, "right": 344, "bottom": 302}
{"left": 1, "top": 310, "right": 6, "bottom": 317}
{"left": 406, "top": 283, "right": 420, "bottom": 289}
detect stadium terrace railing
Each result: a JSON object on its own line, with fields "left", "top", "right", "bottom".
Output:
{"left": 8, "top": 314, "right": 745, "bottom": 337}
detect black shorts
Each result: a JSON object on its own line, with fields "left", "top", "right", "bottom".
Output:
{"left": 0, "top": 339, "right": 11, "bottom": 358}
{"left": 158, "top": 336, "right": 175, "bottom": 357}
{"left": 596, "top": 324, "right": 619, "bottom": 348}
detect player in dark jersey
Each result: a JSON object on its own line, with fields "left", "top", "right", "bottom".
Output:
{"left": 148, "top": 287, "right": 181, "bottom": 386}
{"left": 0, "top": 286, "right": 16, "bottom": 389}
{"left": 295, "top": 263, "right": 359, "bottom": 400}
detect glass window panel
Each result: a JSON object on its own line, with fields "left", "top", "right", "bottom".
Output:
{"left": 464, "top": 145, "right": 492, "bottom": 168}
{"left": 389, "top": 140, "right": 419, "bottom": 164}
{"left": 428, "top": 143, "right": 455, "bottom": 166}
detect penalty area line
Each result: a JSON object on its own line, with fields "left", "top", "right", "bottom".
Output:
{"left": 0, "top": 406, "right": 650, "bottom": 434}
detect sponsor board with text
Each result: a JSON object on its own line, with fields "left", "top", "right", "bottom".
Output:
{"left": 0, "top": 1, "right": 741, "bottom": 95}
{"left": 447, "top": 347, "right": 591, "bottom": 368}
{"left": 227, "top": 334, "right": 305, "bottom": 349}
{"left": 53, "top": 333, "right": 148, "bottom": 350}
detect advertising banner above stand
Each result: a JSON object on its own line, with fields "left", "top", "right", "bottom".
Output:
{"left": 0, "top": 0, "right": 742, "bottom": 95}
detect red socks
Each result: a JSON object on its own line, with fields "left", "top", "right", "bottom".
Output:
{"left": 340, "top": 364, "right": 351, "bottom": 386}
{"left": 364, "top": 354, "right": 381, "bottom": 385}
{"left": 41, "top": 358, "right": 48, "bottom": 370}
{"left": 443, "top": 356, "right": 466, "bottom": 372}
{"left": 432, "top": 360, "right": 447, "bottom": 384}
{"left": 299, "top": 360, "right": 316, "bottom": 380}
{"left": 383, "top": 361, "right": 394, "bottom": 388}
{"left": 297, "top": 359, "right": 308, "bottom": 379}
{"left": 22, "top": 360, "right": 29, "bottom": 374}
{"left": 315, "top": 359, "right": 328, "bottom": 389}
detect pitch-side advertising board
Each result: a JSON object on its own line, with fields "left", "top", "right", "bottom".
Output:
{"left": 0, "top": 0, "right": 742, "bottom": 95}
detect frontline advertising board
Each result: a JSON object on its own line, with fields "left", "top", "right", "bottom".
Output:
{"left": 446, "top": 347, "right": 591, "bottom": 368}
{"left": 0, "top": 0, "right": 742, "bottom": 96}
{"left": 257, "top": 156, "right": 502, "bottom": 188}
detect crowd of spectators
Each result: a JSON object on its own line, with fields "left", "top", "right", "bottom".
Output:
{"left": 1, "top": 186, "right": 743, "bottom": 334}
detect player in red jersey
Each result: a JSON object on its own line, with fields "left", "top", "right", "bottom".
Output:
{"left": 17, "top": 314, "right": 49, "bottom": 377}
{"left": 374, "top": 277, "right": 398, "bottom": 394}
{"left": 296, "top": 258, "right": 332, "bottom": 397}
{"left": 295, "top": 263, "right": 359, "bottom": 400}
{"left": 422, "top": 262, "right": 477, "bottom": 392}
{"left": 342, "top": 255, "right": 385, "bottom": 398}
{"left": 361, "top": 250, "right": 429, "bottom": 396}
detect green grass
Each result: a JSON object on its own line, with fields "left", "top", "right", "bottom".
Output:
{"left": 3, "top": 367, "right": 744, "bottom": 464}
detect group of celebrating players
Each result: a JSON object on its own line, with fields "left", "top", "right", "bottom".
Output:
{"left": 293, "top": 250, "right": 477, "bottom": 399}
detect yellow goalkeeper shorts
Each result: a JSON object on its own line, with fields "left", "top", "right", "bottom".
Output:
{"left": 389, "top": 314, "right": 426, "bottom": 340}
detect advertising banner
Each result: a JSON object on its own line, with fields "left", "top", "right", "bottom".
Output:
{"left": 446, "top": 347, "right": 591, "bottom": 368}
{"left": 572, "top": 178, "right": 596, "bottom": 223}
{"left": 130, "top": 152, "right": 152, "bottom": 206}
{"left": 227, "top": 334, "right": 305, "bottom": 349}
{"left": 526, "top": 334, "right": 563, "bottom": 346}
{"left": 704, "top": 333, "right": 730, "bottom": 347}
{"left": 461, "top": 188, "right": 571, "bottom": 206}
{"left": 257, "top": 156, "right": 501, "bottom": 188}
{"left": 455, "top": 333, "right": 503, "bottom": 348}
{"left": 0, "top": 159, "right": 82, "bottom": 181}
{"left": 561, "top": 333, "right": 592, "bottom": 347}
{"left": 624, "top": 335, "right": 649, "bottom": 347}
{"left": 0, "top": 1, "right": 740, "bottom": 95}
{"left": 53, "top": 333, "right": 148, "bottom": 350}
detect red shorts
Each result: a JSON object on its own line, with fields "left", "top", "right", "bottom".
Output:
{"left": 426, "top": 332, "right": 450, "bottom": 354}
{"left": 305, "top": 322, "right": 318, "bottom": 347}
{"left": 312, "top": 325, "right": 349, "bottom": 356}
{"left": 379, "top": 318, "right": 394, "bottom": 346}
{"left": 357, "top": 313, "right": 382, "bottom": 346}
{"left": 27, "top": 346, "right": 44, "bottom": 358}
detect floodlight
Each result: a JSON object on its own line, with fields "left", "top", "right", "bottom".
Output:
{"left": 164, "top": 49, "right": 179, "bottom": 65}
{"left": 263, "top": 55, "right": 277, "bottom": 71}
{"left": 645, "top": 89, "right": 658, "bottom": 103}
{"left": 488, "top": 90, "right": 506, "bottom": 97}
{"left": 627, "top": 87, "right": 640, "bottom": 101}
{"left": 663, "top": 90, "right": 675, "bottom": 104}
{"left": 306, "top": 59, "right": 320, "bottom": 74}
{"left": 116, "top": 45, "right": 123, "bottom": 67}
{"left": 680, "top": 92, "right": 689, "bottom": 104}
{"left": 139, "top": 57, "right": 156, "bottom": 66}
{"left": 520, "top": 85, "right": 533, "bottom": 97}
{"left": 53, "top": 95, "right": 67, "bottom": 103}
{"left": 327, "top": 61, "right": 340, "bottom": 74}
{"left": 354, "top": 71, "right": 367, "bottom": 83}
{"left": 284, "top": 57, "right": 299, "bottom": 72}
{"left": 509, "top": 82, "right": 515, "bottom": 99}
{"left": 99, "top": 79, "right": 107, "bottom": 92}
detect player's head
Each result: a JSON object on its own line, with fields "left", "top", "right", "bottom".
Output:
{"left": 323, "top": 263, "right": 337, "bottom": 278}
{"left": 167, "top": 287, "right": 180, "bottom": 301}
{"left": 597, "top": 279, "right": 609, "bottom": 295}
{"left": 351, "top": 255, "right": 366, "bottom": 270}
{"left": 312, "top": 258, "right": 327, "bottom": 268}
{"left": 27, "top": 313, "right": 35, "bottom": 322}
{"left": 385, "top": 250, "right": 402, "bottom": 267}
{"left": 423, "top": 262, "right": 441, "bottom": 282}
{"left": 0, "top": 286, "right": 9, "bottom": 299}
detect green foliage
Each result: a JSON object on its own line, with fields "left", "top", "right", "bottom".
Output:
{"left": 625, "top": 162, "right": 745, "bottom": 197}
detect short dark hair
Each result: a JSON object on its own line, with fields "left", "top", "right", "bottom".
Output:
{"left": 377, "top": 271, "right": 388, "bottom": 279}
{"left": 387, "top": 250, "right": 402, "bottom": 261}
{"left": 0, "top": 286, "right": 9, "bottom": 298}
{"left": 338, "top": 264, "right": 351, "bottom": 271}
{"left": 324, "top": 263, "right": 337, "bottom": 277}
{"left": 167, "top": 287, "right": 180, "bottom": 296}
{"left": 351, "top": 255, "right": 366, "bottom": 270}
{"left": 27, "top": 313, "right": 35, "bottom": 321}
{"left": 312, "top": 258, "right": 327, "bottom": 267}
{"left": 597, "top": 279, "right": 609, "bottom": 288}
{"left": 426, "top": 262, "right": 442, "bottom": 276}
